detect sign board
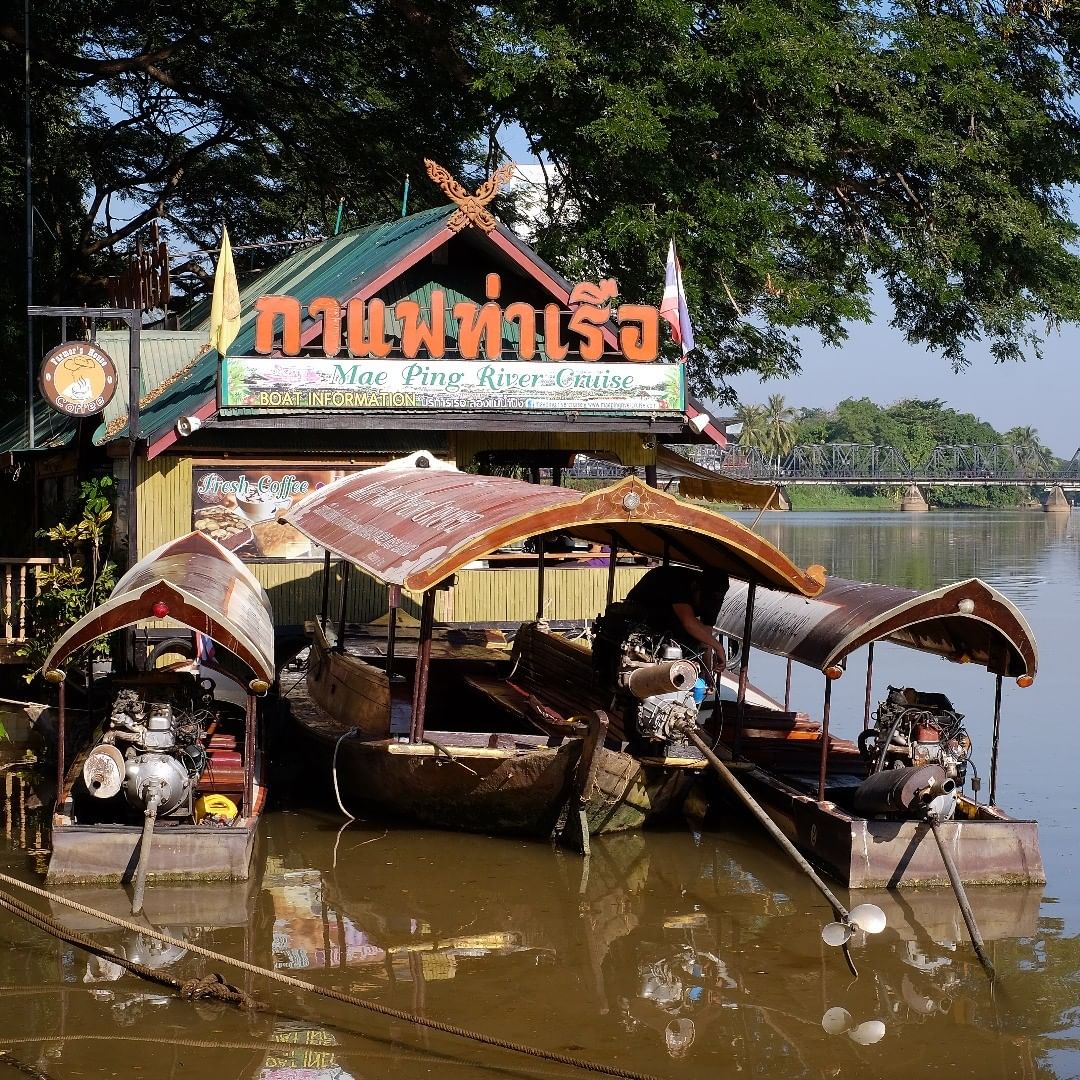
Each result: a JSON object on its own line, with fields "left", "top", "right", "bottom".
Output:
{"left": 39, "top": 341, "right": 119, "bottom": 417}
{"left": 221, "top": 357, "right": 684, "bottom": 414}
{"left": 192, "top": 465, "right": 355, "bottom": 560}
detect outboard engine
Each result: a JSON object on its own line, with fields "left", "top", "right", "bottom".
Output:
{"left": 82, "top": 688, "right": 209, "bottom": 817}
{"left": 593, "top": 608, "right": 703, "bottom": 748}
{"left": 855, "top": 686, "right": 972, "bottom": 820}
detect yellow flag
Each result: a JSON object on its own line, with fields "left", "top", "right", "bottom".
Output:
{"left": 209, "top": 225, "right": 241, "bottom": 356}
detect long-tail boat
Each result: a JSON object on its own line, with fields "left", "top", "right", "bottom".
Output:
{"left": 282, "top": 452, "right": 826, "bottom": 852}
{"left": 707, "top": 576, "right": 1044, "bottom": 888}
{"left": 40, "top": 531, "right": 276, "bottom": 901}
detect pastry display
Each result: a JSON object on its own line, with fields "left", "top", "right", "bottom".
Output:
{"left": 252, "top": 519, "right": 311, "bottom": 559}
{"left": 193, "top": 504, "right": 254, "bottom": 550}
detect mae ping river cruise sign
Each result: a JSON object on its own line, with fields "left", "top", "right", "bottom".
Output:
{"left": 219, "top": 271, "right": 685, "bottom": 414}
{"left": 221, "top": 356, "right": 685, "bottom": 413}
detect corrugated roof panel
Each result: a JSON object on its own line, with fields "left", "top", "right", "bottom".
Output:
{"left": 186, "top": 206, "right": 454, "bottom": 356}
{"left": 93, "top": 331, "right": 209, "bottom": 432}
{"left": 0, "top": 399, "right": 78, "bottom": 452}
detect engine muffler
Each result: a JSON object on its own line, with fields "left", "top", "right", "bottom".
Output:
{"left": 853, "top": 764, "right": 955, "bottom": 816}
{"left": 624, "top": 659, "right": 698, "bottom": 700}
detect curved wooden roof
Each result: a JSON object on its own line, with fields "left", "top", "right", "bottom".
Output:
{"left": 44, "top": 531, "right": 276, "bottom": 684}
{"left": 283, "top": 457, "right": 826, "bottom": 595}
{"left": 715, "top": 576, "right": 1037, "bottom": 680}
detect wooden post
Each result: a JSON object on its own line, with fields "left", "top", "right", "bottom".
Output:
{"left": 989, "top": 674, "right": 1003, "bottom": 806}
{"left": 784, "top": 657, "right": 792, "bottom": 711}
{"left": 733, "top": 581, "right": 757, "bottom": 754}
{"left": 605, "top": 534, "right": 619, "bottom": 608}
{"left": 817, "top": 675, "right": 833, "bottom": 803}
{"left": 535, "top": 535, "right": 546, "bottom": 622}
{"left": 645, "top": 463, "right": 658, "bottom": 488}
{"left": 334, "top": 561, "right": 351, "bottom": 653}
{"left": 863, "top": 642, "right": 875, "bottom": 730}
{"left": 385, "top": 584, "right": 400, "bottom": 679}
{"left": 319, "top": 548, "right": 332, "bottom": 629}
{"left": 55, "top": 677, "right": 66, "bottom": 817}
{"left": 552, "top": 466, "right": 563, "bottom": 488}
{"left": 409, "top": 590, "right": 436, "bottom": 743}
{"left": 244, "top": 693, "right": 256, "bottom": 816}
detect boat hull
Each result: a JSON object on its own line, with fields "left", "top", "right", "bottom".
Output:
{"left": 725, "top": 767, "right": 1045, "bottom": 888}
{"left": 46, "top": 816, "right": 260, "bottom": 885}
{"left": 289, "top": 692, "right": 698, "bottom": 843}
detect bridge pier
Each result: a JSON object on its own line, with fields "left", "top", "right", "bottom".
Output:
{"left": 1044, "top": 485, "right": 1071, "bottom": 513}
{"left": 901, "top": 484, "right": 929, "bottom": 512}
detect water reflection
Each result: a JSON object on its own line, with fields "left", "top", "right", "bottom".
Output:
{"left": 3, "top": 511, "right": 1080, "bottom": 1076}
{"left": 16, "top": 814, "right": 1070, "bottom": 1078}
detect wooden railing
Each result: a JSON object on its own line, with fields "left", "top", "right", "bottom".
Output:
{"left": 0, "top": 559, "right": 58, "bottom": 644}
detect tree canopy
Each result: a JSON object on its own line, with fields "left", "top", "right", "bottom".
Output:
{"left": 3, "top": 0, "right": 1080, "bottom": 406}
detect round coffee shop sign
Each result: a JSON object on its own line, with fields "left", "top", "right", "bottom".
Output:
{"left": 39, "top": 341, "right": 119, "bottom": 416}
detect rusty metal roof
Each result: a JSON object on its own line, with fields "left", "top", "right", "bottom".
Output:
{"left": 715, "top": 576, "right": 1037, "bottom": 680}
{"left": 44, "top": 531, "right": 275, "bottom": 683}
{"left": 284, "top": 453, "right": 826, "bottom": 595}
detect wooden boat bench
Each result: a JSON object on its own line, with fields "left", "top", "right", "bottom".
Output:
{"left": 463, "top": 623, "right": 611, "bottom": 742}
{"left": 709, "top": 699, "right": 868, "bottom": 784}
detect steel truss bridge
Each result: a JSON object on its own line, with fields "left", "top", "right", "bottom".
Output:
{"left": 571, "top": 444, "right": 1080, "bottom": 488}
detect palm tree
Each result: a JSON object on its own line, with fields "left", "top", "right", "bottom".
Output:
{"left": 1004, "top": 425, "right": 1053, "bottom": 477}
{"left": 734, "top": 403, "right": 768, "bottom": 461}
{"left": 762, "top": 394, "right": 797, "bottom": 476}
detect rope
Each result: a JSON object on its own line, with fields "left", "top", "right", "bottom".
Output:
{"left": 0, "top": 888, "right": 259, "bottom": 1010}
{"left": 0, "top": 871, "right": 661, "bottom": 1080}
{"left": 332, "top": 728, "right": 358, "bottom": 821}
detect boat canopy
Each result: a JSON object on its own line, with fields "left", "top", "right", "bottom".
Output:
{"left": 284, "top": 455, "right": 826, "bottom": 596}
{"left": 654, "top": 446, "right": 781, "bottom": 510}
{"left": 43, "top": 531, "right": 276, "bottom": 685}
{"left": 715, "top": 576, "right": 1037, "bottom": 680}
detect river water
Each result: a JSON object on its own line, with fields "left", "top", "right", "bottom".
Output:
{"left": 2, "top": 511, "right": 1078, "bottom": 1080}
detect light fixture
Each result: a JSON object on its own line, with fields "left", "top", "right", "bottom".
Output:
{"left": 175, "top": 415, "right": 202, "bottom": 437}
{"left": 688, "top": 411, "right": 711, "bottom": 434}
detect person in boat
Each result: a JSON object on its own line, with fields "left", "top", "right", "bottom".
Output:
{"left": 621, "top": 565, "right": 731, "bottom": 670}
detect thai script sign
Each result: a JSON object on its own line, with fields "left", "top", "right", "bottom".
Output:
{"left": 39, "top": 341, "right": 119, "bottom": 417}
{"left": 222, "top": 356, "right": 684, "bottom": 413}
{"left": 251, "top": 276, "right": 663, "bottom": 363}
{"left": 192, "top": 466, "right": 353, "bottom": 561}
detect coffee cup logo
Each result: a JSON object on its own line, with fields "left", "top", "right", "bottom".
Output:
{"left": 39, "top": 342, "right": 119, "bottom": 417}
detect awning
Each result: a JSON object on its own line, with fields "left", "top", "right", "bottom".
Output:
{"left": 44, "top": 531, "right": 276, "bottom": 684}
{"left": 284, "top": 454, "right": 826, "bottom": 595}
{"left": 655, "top": 447, "right": 779, "bottom": 510}
{"left": 714, "top": 576, "right": 1037, "bottom": 680}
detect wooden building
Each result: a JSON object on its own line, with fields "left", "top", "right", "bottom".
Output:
{"left": 6, "top": 171, "right": 728, "bottom": 633}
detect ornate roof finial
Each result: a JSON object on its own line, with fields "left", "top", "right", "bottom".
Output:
{"left": 424, "top": 159, "right": 515, "bottom": 234}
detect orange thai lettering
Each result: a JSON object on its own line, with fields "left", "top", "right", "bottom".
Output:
{"left": 617, "top": 304, "right": 660, "bottom": 362}
{"left": 396, "top": 292, "right": 446, "bottom": 359}
{"left": 254, "top": 296, "right": 302, "bottom": 355}
{"left": 346, "top": 298, "right": 392, "bottom": 358}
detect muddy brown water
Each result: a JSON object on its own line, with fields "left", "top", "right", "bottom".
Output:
{"left": 1, "top": 511, "right": 1078, "bottom": 1079}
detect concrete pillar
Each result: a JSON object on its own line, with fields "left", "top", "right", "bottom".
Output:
{"left": 773, "top": 487, "right": 791, "bottom": 511}
{"left": 901, "top": 483, "right": 929, "bottom": 512}
{"left": 1044, "top": 485, "right": 1071, "bottom": 513}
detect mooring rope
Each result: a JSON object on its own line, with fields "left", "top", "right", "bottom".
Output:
{"left": 0, "top": 870, "right": 662, "bottom": 1080}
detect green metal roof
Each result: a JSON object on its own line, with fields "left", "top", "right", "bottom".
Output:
{"left": 91, "top": 333, "right": 215, "bottom": 446}
{"left": 97, "top": 202, "right": 627, "bottom": 441}
{"left": 190, "top": 205, "right": 455, "bottom": 357}
{"left": 97, "top": 207, "right": 457, "bottom": 443}
{"left": 0, "top": 399, "right": 78, "bottom": 453}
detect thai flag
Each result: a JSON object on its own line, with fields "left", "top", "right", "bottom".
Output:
{"left": 195, "top": 631, "right": 217, "bottom": 665}
{"left": 660, "top": 239, "right": 695, "bottom": 359}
